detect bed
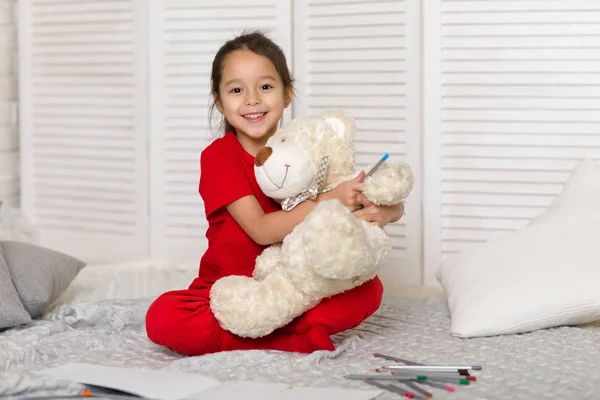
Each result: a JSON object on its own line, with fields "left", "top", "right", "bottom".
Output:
{"left": 1, "top": 259, "right": 600, "bottom": 400}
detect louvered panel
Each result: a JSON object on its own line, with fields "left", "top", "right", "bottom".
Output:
{"left": 0, "top": 150, "right": 18, "bottom": 208}
{"left": 20, "top": 0, "right": 148, "bottom": 262}
{"left": 423, "top": 0, "right": 600, "bottom": 284}
{"left": 0, "top": 0, "right": 18, "bottom": 209}
{"left": 149, "top": 0, "right": 292, "bottom": 259}
{"left": 294, "top": 0, "right": 423, "bottom": 286}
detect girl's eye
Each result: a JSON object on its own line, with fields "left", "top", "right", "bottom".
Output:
{"left": 261, "top": 84, "right": 272, "bottom": 90}
{"left": 230, "top": 88, "right": 242, "bottom": 93}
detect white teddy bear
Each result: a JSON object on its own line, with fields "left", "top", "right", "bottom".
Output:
{"left": 209, "top": 109, "right": 414, "bottom": 338}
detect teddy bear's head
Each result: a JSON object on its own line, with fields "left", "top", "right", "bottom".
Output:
{"left": 254, "top": 110, "right": 356, "bottom": 201}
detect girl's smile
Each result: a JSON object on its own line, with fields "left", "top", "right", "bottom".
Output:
{"left": 242, "top": 112, "right": 268, "bottom": 122}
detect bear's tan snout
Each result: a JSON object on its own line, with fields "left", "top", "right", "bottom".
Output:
{"left": 255, "top": 147, "right": 273, "bottom": 167}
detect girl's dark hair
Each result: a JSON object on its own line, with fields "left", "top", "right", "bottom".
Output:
{"left": 209, "top": 30, "right": 294, "bottom": 136}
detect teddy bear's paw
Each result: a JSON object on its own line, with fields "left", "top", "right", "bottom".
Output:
{"left": 363, "top": 161, "right": 414, "bottom": 206}
{"left": 301, "top": 199, "right": 374, "bottom": 280}
{"left": 210, "top": 274, "right": 308, "bottom": 338}
{"left": 253, "top": 244, "right": 282, "bottom": 280}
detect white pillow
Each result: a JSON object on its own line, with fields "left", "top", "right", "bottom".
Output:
{"left": 436, "top": 159, "right": 600, "bottom": 338}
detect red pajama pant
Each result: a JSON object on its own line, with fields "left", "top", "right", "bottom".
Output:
{"left": 145, "top": 276, "right": 383, "bottom": 356}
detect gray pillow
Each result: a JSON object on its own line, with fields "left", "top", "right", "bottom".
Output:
{"left": 0, "top": 244, "right": 32, "bottom": 330}
{"left": 1, "top": 241, "right": 86, "bottom": 318}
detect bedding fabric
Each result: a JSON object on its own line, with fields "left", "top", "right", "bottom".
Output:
{"left": 1, "top": 296, "right": 599, "bottom": 400}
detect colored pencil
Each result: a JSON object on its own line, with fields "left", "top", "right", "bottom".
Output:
{"left": 390, "top": 370, "right": 476, "bottom": 381}
{"left": 405, "top": 381, "right": 433, "bottom": 398}
{"left": 381, "top": 364, "right": 482, "bottom": 372}
{"left": 418, "top": 380, "right": 456, "bottom": 392}
{"left": 345, "top": 374, "right": 427, "bottom": 381}
{"left": 364, "top": 379, "right": 425, "bottom": 400}
{"left": 363, "top": 153, "right": 389, "bottom": 180}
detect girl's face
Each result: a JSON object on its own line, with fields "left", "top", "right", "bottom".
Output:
{"left": 215, "top": 49, "right": 292, "bottom": 152}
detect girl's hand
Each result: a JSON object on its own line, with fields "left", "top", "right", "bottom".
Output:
{"left": 353, "top": 194, "right": 405, "bottom": 227}
{"left": 320, "top": 171, "right": 365, "bottom": 211}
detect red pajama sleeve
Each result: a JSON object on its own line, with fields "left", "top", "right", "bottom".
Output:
{"left": 199, "top": 144, "right": 254, "bottom": 222}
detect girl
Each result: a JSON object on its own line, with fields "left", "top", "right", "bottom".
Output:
{"left": 145, "top": 31, "right": 404, "bottom": 356}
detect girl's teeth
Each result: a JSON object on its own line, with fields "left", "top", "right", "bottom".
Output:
{"left": 245, "top": 113, "right": 264, "bottom": 120}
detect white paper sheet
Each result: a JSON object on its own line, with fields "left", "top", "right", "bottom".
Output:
{"left": 186, "top": 381, "right": 383, "bottom": 400}
{"left": 39, "top": 363, "right": 383, "bottom": 400}
{"left": 40, "top": 363, "right": 220, "bottom": 400}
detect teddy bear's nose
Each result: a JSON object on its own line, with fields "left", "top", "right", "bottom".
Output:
{"left": 255, "top": 147, "right": 273, "bottom": 167}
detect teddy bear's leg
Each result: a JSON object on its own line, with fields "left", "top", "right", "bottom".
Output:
{"left": 210, "top": 270, "right": 313, "bottom": 338}
{"left": 253, "top": 244, "right": 282, "bottom": 280}
{"left": 300, "top": 199, "right": 389, "bottom": 281}
{"left": 363, "top": 160, "right": 414, "bottom": 206}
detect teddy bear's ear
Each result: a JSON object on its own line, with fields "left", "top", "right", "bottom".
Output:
{"left": 320, "top": 109, "right": 356, "bottom": 141}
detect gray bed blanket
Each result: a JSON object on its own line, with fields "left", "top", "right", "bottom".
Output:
{"left": 1, "top": 296, "right": 599, "bottom": 400}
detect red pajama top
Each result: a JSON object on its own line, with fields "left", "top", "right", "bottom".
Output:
{"left": 191, "top": 131, "right": 280, "bottom": 288}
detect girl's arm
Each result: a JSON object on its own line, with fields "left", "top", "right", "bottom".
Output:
{"left": 226, "top": 196, "right": 320, "bottom": 245}
{"left": 226, "top": 173, "right": 365, "bottom": 246}
{"left": 353, "top": 194, "right": 405, "bottom": 227}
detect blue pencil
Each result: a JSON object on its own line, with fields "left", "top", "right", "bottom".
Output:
{"left": 363, "top": 153, "right": 389, "bottom": 180}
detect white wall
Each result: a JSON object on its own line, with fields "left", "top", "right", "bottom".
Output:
{"left": 0, "top": 0, "right": 18, "bottom": 208}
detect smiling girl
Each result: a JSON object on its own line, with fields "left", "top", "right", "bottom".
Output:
{"left": 145, "top": 31, "right": 404, "bottom": 356}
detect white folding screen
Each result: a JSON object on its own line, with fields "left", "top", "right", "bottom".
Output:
{"left": 18, "top": 0, "right": 149, "bottom": 262}
{"left": 423, "top": 0, "right": 600, "bottom": 285}
{"left": 0, "top": 0, "right": 18, "bottom": 208}
{"left": 292, "top": 0, "right": 423, "bottom": 285}
{"left": 148, "top": 0, "right": 292, "bottom": 261}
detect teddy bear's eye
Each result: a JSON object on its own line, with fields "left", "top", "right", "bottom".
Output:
{"left": 281, "top": 138, "right": 286, "bottom": 143}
